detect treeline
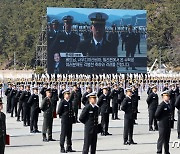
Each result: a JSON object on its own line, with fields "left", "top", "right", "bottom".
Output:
{"left": 0, "top": 0, "right": 179, "bottom": 70}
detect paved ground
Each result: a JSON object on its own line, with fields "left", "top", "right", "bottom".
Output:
{"left": 3, "top": 92, "right": 180, "bottom": 154}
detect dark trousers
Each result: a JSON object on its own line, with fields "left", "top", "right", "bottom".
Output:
{"left": 17, "top": 101, "right": 23, "bottom": 120}
{"left": 74, "top": 105, "right": 78, "bottom": 122}
{"left": 112, "top": 103, "right": 118, "bottom": 119}
{"left": 171, "top": 105, "right": 175, "bottom": 120}
{"left": 42, "top": 116, "right": 53, "bottom": 140}
{"left": 149, "top": 109, "right": 158, "bottom": 128}
{"left": 177, "top": 112, "right": 180, "bottom": 135}
{"left": 6, "top": 97, "right": 11, "bottom": 113}
{"left": 101, "top": 113, "right": 109, "bottom": 134}
{"left": 52, "top": 100, "right": 57, "bottom": 112}
{"left": 11, "top": 99, "right": 17, "bottom": 117}
{"left": 126, "top": 49, "right": 135, "bottom": 58}
{"left": 83, "top": 130, "right": 97, "bottom": 154}
{"left": 157, "top": 128, "right": 171, "bottom": 154}
{"left": 60, "top": 122, "right": 72, "bottom": 149}
{"left": 136, "top": 42, "right": 140, "bottom": 53}
{"left": 123, "top": 118, "right": 134, "bottom": 142}
{"left": 23, "top": 105, "right": 30, "bottom": 126}
{"left": 78, "top": 101, "right": 81, "bottom": 109}
{"left": 0, "top": 145, "right": 5, "bottom": 154}
{"left": 126, "top": 49, "right": 135, "bottom": 69}
{"left": 30, "top": 110, "right": 39, "bottom": 131}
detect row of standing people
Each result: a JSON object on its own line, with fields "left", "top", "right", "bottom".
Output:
{"left": 2, "top": 81, "right": 180, "bottom": 154}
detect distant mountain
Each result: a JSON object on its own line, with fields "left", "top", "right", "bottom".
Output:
{"left": 48, "top": 11, "right": 146, "bottom": 26}
{"left": 48, "top": 11, "right": 89, "bottom": 23}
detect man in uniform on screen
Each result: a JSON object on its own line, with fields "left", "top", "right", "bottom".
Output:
{"left": 47, "top": 19, "right": 60, "bottom": 48}
{"left": 108, "top": 24, "right": 119, "bottom": 55}
{"left": 49, "top": 15, "right": 80, "bottom": 53}
{"left": 76, "top": 12, "right": 115, "bottom": 57}
{"left": 124, "top": 25, "right": 137, "bottom": 70}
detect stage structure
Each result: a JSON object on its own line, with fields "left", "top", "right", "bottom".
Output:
{"left": 35, "top": 16, "right": 47, "bottom": 69}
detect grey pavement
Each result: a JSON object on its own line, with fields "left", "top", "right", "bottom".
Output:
{"left": 3, "top": 92, "right": 180, "bottom": 154}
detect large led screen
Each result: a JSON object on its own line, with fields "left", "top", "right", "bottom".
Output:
{"left": 47, "top": 7, "right": 147, "bottom": 74}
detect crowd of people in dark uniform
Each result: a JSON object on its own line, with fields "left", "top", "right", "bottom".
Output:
{"left": 0, "top": 78, "right": 179, "bottom": 154}
{"left": 47, "top": 12, "right": 145, "bottom": 74}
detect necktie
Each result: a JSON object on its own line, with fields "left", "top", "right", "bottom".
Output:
{"left": 96, "top": 43, "right": 101, "bottom": 52}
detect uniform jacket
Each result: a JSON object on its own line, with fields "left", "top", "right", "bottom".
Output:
{"left": 41, "top": 97, "right": 53, "bottom": 118}
{"left": 27, "top": 94, "right": 40, "bottom": 112}
{"left": 57, "top": 99, "right": 74, "bottom": 124}
{"left": 19, "top": 90, "right": 31, "bottom": 106}
{"left": 155, "top": 101, "right": 172, "bottom": 128}
{"left": 76, "top": 38, "right": 114, "bottom": 57}
{"left": 146, "top": 92, "right": 159, "bottom": 110}
{"left": 82, "top": 92, "right": 90, "bottom": 106}
{"left": 97, "top": 94, "right": 110, "bottom": 113}
{"left": 50, "top": 32, "right": 80, "bottom": 53}
{"left": 110, "top": 89, "right": 119, "bottom": 103}
{"left": 79, "top": 104, "right": 99, "bottom": 134}
{"left": 51, "top": 88, "right": 59, "bottom": 102}
{"left": 121, "top": 96, "right": 134, "bottom": 119}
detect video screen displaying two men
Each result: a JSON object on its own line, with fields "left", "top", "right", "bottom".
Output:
{"left": 47, "top": 8, "right": 147, "bottom": 74}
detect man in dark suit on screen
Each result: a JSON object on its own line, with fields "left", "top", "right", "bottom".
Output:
{"left": 50, "top": 15, "right": 80, "bottom": 53}
{"left": 76, "top": 12, "right": 115, "bottom": 57}
{"left": 76, "top": 12, "right": 117, "bottom": 73}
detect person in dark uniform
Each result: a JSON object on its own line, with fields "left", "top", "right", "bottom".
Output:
{"left": 169, "top": 83, "right": 176, "bottom": 124}
{"left": 51, "top": 84, "right": 59, "bottom": 112}
{"left": 124, "top": 25, "right": 136, "bottom": 70}
{"left": 121, "top": 28, "right": 127, "bottom": 51}
{"left": 77, "top": 12, "right": 114, "bottom": 57}
{"left": 131, "top": 85, "right": 139, "bottom": 124}
{"left": 5, "top": 83, "right": 12, "bottom": 113}
{"left": 175, "top": 83, "right": 179, "bottom": 97}
{"left": 19, "top": 85, "right": 31, "bottom": 126}
{"left": 79, "top": 92, "right": 99, "bottom": 154}
{"left": 163, "top": 83, "right": 169, "bottom": 91}
{"left": 59, "top": 84, "right": 66, "bottom": 101}
{"left": 50, "top": 15, "right": 80, "bottom": 53}
{"left": 0, "top": 99, "right": 6, "bottom": 154}
{"left": 147, "top": 84, "right": 153, "bottom": 95}
{"left": 110, "top": 83, "right": 120, "bottom": 120}
{"left": 121, "top": 87, "right": 137, "bottom": 145}
{"left": 135, "top": 28, "right": 141, "bottom": 54}
{"left": 108, "top": 24, "right": 119, "bottom": 55}
{"left": 155, "top": 90, "right": 172, "bottom": 154}
{"left": 57, "top": 89, "right": 76, "bottom": 153}
{"left": 82, "top": 85, "right": 92, "bottom": 106}
{"left": 97, "top": 86, "right": 112, "bottom": 136}
{"left": 118, "top": 82, "right": 125, "bottom": 110}
{"left": 9, "top": 84, "right": 18, "bottom": 117}
{"left": 97, "top": 83, "right": 104, "bottom": 98}
{"left": 47, "top": 19, "right": 60, "bottom": 49}
{"left": 175, "top": 94, "right": 180, "bottom": 139}
{"left": 40, "top": 83, "right": 48, "bottom": 100}
{"left": 16, "top": 84, "right": 24, "bottom": 121}
{"left": 146, "top": 85, "right": 159, "bottom": 131}
{"left": 77, "top": 82, "right": 82, "bottom": 109}
{"left": 28, "top": 87, "right": 40, "bottom": 133}
{"left": 41, "top": 88, "right": 55, "bottom": 142}
{"left": 70, "top": 84, "right": 80, "bottom": 123}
